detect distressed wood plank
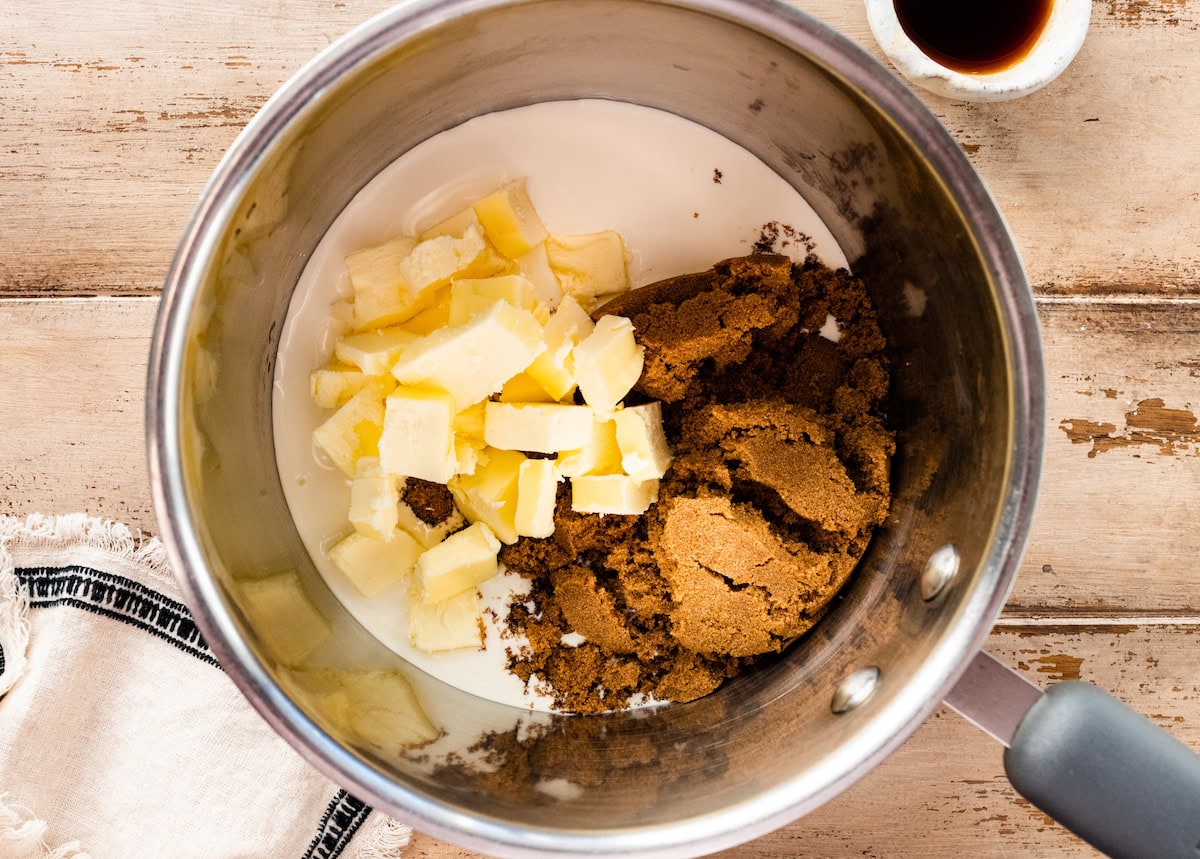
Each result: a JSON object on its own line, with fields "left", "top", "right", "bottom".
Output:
{"left": 401, "top": 623, "right": 1200, "bottom": 858}
{"left": 2, "top": 296, "right": 1197, "bottom": 607}
{"left": 2, "top": 1, "right": 1198, "bottom": 296}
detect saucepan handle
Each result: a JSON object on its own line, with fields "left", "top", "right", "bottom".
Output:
{"left": 945, "top": 651, "right": 1200, "bottom": 859}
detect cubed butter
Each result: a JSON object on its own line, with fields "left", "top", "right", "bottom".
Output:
{"left": 408, "top": 581, "right": 483, "bottom": 652}
{"left": 573, "top": 315, "right": 644, "bottom": 412}
{"left": 394, "top": 290, "right": 452, "bottom": 335}
{"left": 327, "top": 529, "right": 422, "bottom": 599}
{"left": 484, "top": 402, "right": 596, "bottom": 453}
{"left": 516, "top": 242, "right": 564, "bottom": 306}
{"left": 347, "top": 457, "right": 399, "bottom": 541}
{"left": 345, "top": 235, "right": 420, "bottom": 329}
{"left": 473, "top": 179, "right": 548, "bottom": 259}
{"left": 419, "top": 205, "right": 482, "bottom": 241}
{"left": 545, "top": 231, "right": 630, "bottom": 302}
{"left": 333, "top": 327, "right": 419, "bottom": 376}
{"left": 448, "top": 448, "right": 525, "bottom": 544}
{"left": 390, "top": 300, "right": 546, "bottom": 410}
{"left": 240, "top": 571, "right": 331, "bottom": 666}
{"left": 310, "top": 364, "right": 368, "bottom": 409}
{"left": 447, "top": 274, "right": 540, "bottom": 326}
{"left": 515, "top": 459, "right": 559, "bottom": 538}
{"left": 416, "top": 520, "right": 501, "bottom": 603}
{"left": 378, "top": 386, "right": 457, "bottom": 483}
{"left": 397, "top": 225, "right": 488, "bottom": 294}
{"left": 313, "top": 377, "right": 395, "bottom": 477}
{"left": 452, "top": 401, "right": 488, "bottom": 478}
{"left": 613, "top": 401, "right": 672, "bottom": 481}
{"left": 571, "top": 474, "right": 659, "bottom": 515}
{"left": 556, "top": 416, "right": 623, "bottom": 478}
{"left": 292, "top": 668, "right": 440, "bottom": 750}
{"left": 499, "top": 373, "right": 556, "bottom": 403}
{"left": 525, "top": 296, "right": 595, "bottom": 401}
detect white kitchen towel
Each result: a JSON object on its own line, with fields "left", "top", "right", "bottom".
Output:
{"left": 0, "top": 514, "right": 411, "bottom": 859}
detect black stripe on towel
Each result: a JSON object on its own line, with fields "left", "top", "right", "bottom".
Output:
{"left": 12, "top": 563, "right": 375, "bottom": 858}
{"left": 302, "top": 790, "right": 372, "bottom": 859}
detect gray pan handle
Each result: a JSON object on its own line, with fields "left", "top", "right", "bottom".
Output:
{"left": 945, "top": 651, "right": 1200, "bottom": 858}
{"left": 1004, "top": 681, "right": 1200, "bottom": 859}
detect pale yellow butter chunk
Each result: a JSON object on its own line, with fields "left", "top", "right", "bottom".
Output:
{"left": 573, "top": 315, "right": 645, "bottom": 413}
{"left": 473, "top": 178, "right": 548, "bottom": 259}
{"left": 448, "top": 448, "right": 526, "bottom": 544}
{"left": 447, "top": 274, "right": 541, "bottom": 326}
{"left": 545, "top": 231, "right": 630, "bottom": 303}
{"left": 378, "top": 386, "right": 458, "bottom": 483}
{"left": 346, "top": 235, "right": 435, "bottom": 329}
{"left": 556, "top": 416, "right": 623, "bottom": 478}
{"left": 419, "top": 205, "right": 481, "bottom": 241}
{"left": 333, "top": 327, "right": 419, "bottom": 375}
{"left": 408, "top": 580, "right": 483, "bottom": 652}
{"left": 451, "top": 401, "right": 488, "bottom": 477}
{"left": 499, "top": 373, "right": 556, "bottom": 404}
{"left": 525, "top": 296, "right": 595, "bottom": 401}
{"left": 288, "top": 668, "right": 439, "bottom": 750}
{"left": 396, "top": 481, "right": 466, "bottom": 548}
{"left": 240, "top": 571, "right": 331, "bottom": 666}
{"left": 571, "top": 474, "right": 660, "bottom": 515}
{"left": 516, "top": 242, "right": 564, "bottom": 306}
{"left": 327, "top": 529, "right": 422, "bottom": 599}
{"left": 347, "top": 457, "right": 399, "bottom": 540}
{"left": 416, "top": 520, "right": 501, "bottom": 604}
{"left": 312, "top": 377, "right": 395, "bottom": 477}
{"left": 484, "top": 402, "right": 596, "bottom": 453}
{"left": 310, "top": 364, "right": 368, "bottom": 409}
{"left": 613, "top": 401, "right": 673, "bottom": 481}
{"left": 394, "top": 290, "right": 452, "bottom": 335}
{"left": 515, "top": 459, "right": 559, "bottom": 538}
{"left": 390, "top": 300, "right": 546, "bottom": 410}
{"left": 398, "top": 225, "right": 488, "bottom": 294}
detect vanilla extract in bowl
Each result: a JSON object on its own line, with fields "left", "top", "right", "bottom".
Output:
{"left": 893, "top": 0, "right": 1054, "bottom": 74}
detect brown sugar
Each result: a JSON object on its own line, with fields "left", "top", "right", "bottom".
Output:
{"left": 402, "top": 477, "right": 457, "bottom": 525}
{"left": 500, "top": 254, "right": 894, "bottom": 713}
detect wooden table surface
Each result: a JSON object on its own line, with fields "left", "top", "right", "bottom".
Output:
{"left": 3, "top": 2, "right": 1198, "bottom": 856}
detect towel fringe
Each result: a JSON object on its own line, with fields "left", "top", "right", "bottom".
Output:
{"left": 0, "top": 530, "right": 31, "bottom": 697}
{"left": 0, "top": 794, "right": 91, "bottom": 859}
{"left": 349, "top": 815, "right": 412, "bottom": 859}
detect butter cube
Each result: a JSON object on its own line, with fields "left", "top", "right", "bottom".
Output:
{"left": 334, "top": 327, "right": 419, "bottom": 375}
{"left": 516, "top": 242, "right": 564, "bottom": 306}
{"left": 613, "top": 402, "right": 673, "bottom": 481}
{"left": 390, "top": 300, "right": 546, "bottom": 410}
{"left": 556, "top": 416, "right": 623, "bottom": 478}
{"left": 408, "top": 581, "right": 483, "bottom": 652}
{"left": 515, "top": 459, "right": 559, "bottom": 538}
{"left": 525, "top": 296, "right": 595, "bottom": 401}
{"left": 396, "top": 482, "right": 466, "bottom": 548}
{"left": 447, "top": 274, "right": 541, "bottom": 326}
{"left": 448, "top": 448, "right": 526, "bottom": 544}
{"left": 240, "top": 571, "right": 331, "bottom": 666}
{"left": 451, "top": 401, "right": 488, "bottom": 477}
{"left": 571, "top": 474, "right": 659, "bottom": 515}
{"left": 345, "top": 235, "right": 419, "bottom": 329}
{"left": 310, "top": 364, "right": 368, "bottom": 409}
{"left": 378, "top": 386, "right": 458, "bottom": 483}
{"left": 499, "top": 373, "right": 556, "bottom": 403}
{"left": 473, "top": 179, "right": 548, "bottom": 259}
{"left": 573, "top": 315, "right": 644, "bottom": 412}
{"left": 484, "top": 402, "right": 596, "bottom": 453}
{"left": 327, "top": 529, "right": 422, "bottom": 599}
{"left": 546, "top": 231, "right": 630, "bottom": 302}
{"left": 419, "top": 205, "right": 482, "bottom": 241}
{"left": 291, "top": 668, "right": 440, "bottom": 750}
{"left": 313, "top": 377, "right": 395, "bottom": 477}
{"left": 398, "top": 225, "right": 488, "bottom": 294}
{"left": 394, "top": 290, "right": 452, "bottom": 335}
{"left": 416, "top": 521, "right": 501, "bottom": 603}
{"left": 347, "top": 457, "right": 399, "bottom": 540}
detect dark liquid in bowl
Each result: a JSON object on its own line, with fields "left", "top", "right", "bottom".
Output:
{"left": 893, "top": 0, "right": 1053, "bottom": 74}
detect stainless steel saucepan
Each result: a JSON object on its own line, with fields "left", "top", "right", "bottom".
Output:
{"left": 146, "top": 1, "right": 1200, "bottom": 856}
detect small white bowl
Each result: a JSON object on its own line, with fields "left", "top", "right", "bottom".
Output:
{"left": 865, "top": 0, "right": 1092, "bottom": 101}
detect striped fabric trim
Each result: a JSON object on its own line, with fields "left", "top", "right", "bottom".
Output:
{"left": 8, "top": 563, "right": 373, "bottom": 859}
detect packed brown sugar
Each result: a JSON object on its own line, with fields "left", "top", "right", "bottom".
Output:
{"left": 499, "top": 254, "right": 894, "bottom": 713}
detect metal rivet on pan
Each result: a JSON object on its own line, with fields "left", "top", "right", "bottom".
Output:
{"left": 831, "top": 667, "right": 880, "bottom": 715}
{"left": 921, "top": 544, "right": 960, "bottom": 601}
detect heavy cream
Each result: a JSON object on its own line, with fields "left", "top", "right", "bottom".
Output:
{"left": 273, "top": 99, "right": 847, "bottom": 712}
